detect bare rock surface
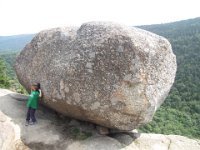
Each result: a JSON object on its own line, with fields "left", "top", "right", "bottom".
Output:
{"left": 0, "top": 89, "right": 200, "bottom": 150}
{"left": 0, "top": 89, "right": 30, "bottom": 150}
{"left": 120, "top": 133, "right": 200, "bottom": 150}
{"left": 15, "top": 22, "right": 177, "bottom": 130}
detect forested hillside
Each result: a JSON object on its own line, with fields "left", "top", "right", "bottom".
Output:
{"left": 0, "top": 34, "right": 34, "bottom": 52}
{"left": 0, "top": 57, "right": 10, "bottom": 88}
{"left": 139, "top": 17, "right": 200, "bottom": 139}
{"left": 0, "top": 51, "right": 27, "bottom": 93}
{"left": 0, "top": 34, "right": 33, "bottom": 92}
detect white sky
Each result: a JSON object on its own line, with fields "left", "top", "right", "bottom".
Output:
{"left": 0, "top": 0, "right": 199, "bottom": 36}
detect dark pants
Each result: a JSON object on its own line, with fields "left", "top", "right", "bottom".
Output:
{"left": 26, "top": 107, "right": 36, "bottom": 122}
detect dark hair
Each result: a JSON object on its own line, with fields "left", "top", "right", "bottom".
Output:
{"left": 32, "top": 83, "right": 40, "bottom": 92}
{"left": 37, "top": 83, "right": 41, "bottom": 89}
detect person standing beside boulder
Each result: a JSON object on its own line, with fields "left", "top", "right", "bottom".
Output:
{"left": 25, "top": 83, "right": 41, "bottom": 126}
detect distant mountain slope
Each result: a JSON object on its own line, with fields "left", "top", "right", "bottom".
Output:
{"left": 139, "top": 17, "right": 200, "bottom": 37}
{"left": 0, "top": 34, "right": 34, "bottom": 51}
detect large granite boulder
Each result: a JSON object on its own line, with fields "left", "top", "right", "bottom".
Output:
{"left": 15, "top": 22, "right": 177, "bottom": 130}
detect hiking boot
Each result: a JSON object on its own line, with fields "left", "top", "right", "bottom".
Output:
{"left": 29, "top": 121, "right": 37, "bottom": 125}
{"left": 25, "top": 121, "right": 29, "bottom": 126}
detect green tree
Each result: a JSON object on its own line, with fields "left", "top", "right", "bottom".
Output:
{"left": 0, "top": 57, "right": 10, "bottom": 88}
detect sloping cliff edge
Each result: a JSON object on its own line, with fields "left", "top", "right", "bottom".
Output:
{"left": 0, "top": 89, "right": 199, "bottom": 150}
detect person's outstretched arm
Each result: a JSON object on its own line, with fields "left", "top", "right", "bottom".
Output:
{"left": 39, "top": 89, "right": 42, "bottom": 98}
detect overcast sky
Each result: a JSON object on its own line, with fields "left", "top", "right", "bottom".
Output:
{"left": 0, "top": 0, "right": 199, "bottom": 36}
